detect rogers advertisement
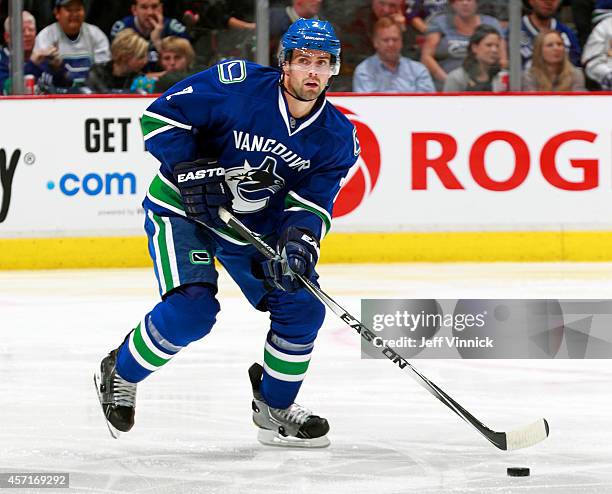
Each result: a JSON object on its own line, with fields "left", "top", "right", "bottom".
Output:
{"left": 331, "top": 94, "right": 612, "bottom": 233}
{"left": 0, "top": 94, "right": 610, "bottom": 238}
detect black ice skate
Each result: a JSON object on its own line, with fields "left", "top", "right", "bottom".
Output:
{"left": 94, "top": 348, "right": 137, "bottom": 439}
{"left": 249, "top": 362, "right": 330, "bottom": 448}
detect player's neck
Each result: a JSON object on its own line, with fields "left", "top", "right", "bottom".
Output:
{"left": 282, "top": 84, "right": 318, "bottom": 118}
{"left": 286, "top": 96, "right": 317, "bottom": 119}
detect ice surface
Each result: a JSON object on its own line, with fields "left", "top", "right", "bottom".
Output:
{"left": 1, "top": 263, "right": 611, "bottom": 493}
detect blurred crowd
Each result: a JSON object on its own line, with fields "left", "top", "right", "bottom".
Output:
{"left": 0, "top": 0, "right": 611, "bottom": 95}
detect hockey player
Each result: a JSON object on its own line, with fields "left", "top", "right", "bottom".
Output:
{"left": 94, "top": 18, "right": 360, "bottom": 448}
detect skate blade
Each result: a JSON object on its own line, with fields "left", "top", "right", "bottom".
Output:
{"left": 93, "top": 372, "right": 122, "bottom": 440}
{"left": 257, "top": 429, "right": 330, "bottom": 448}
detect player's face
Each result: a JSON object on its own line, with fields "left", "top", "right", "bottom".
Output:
{"left": 529, "top": 0, "right": 560, "bottom": 19}
{"left": 373, "top": 25, "right": 402, "bottom": 63}
{"left": 372, "top": 0, "right": 402, "bottom": 18}
{"left": 55, "top": 1, "right": 85, "bottom": 37}
{"left": 450, "top": 0, "right": 478, "bottom": 18}
{"left": 284, "top": 49, "right": 332, "bottom": 100}
{"left": 160, "top": 51, "right": 188, "bottom": 72}
{"left": 541, "top": 32, "right": 565, "bottom": 65}
{"left": 132, "top": 0, "right": 163, "bottom": 31}
{"left": 472, "top": 33, "right": 501, "bottom": 66}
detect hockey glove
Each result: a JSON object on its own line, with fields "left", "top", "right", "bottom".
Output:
{"left": 173, "top": 158, "right": 233, "bottom": 229}
{"left": 263, "top": 227, "right": 320, "bottom": 293}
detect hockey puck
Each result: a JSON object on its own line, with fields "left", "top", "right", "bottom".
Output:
{"left": 507, "top": 467, "right": 530, "bottom": 477}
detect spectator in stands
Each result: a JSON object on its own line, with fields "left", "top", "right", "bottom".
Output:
{"left": 2, "top": 1, "right": 56, "bottom": 35}
{"left": 522, "top": 30, "right": 586, "bottom": 91}
{"left": 270, "top": 0, "right": 322, "bottom": 52}
{"left": 405, "top": 0, "right": 449, "bottom": 67}
{"left": 111, "top": 0, "right": 189, "bottom": 71}
{"left": 353, "top": 16, "right": 435, "bottom": 92}
{"left": 593, "top": 0, "right": 612, "bottom": 26}
{"left": 520, "top": 0, "right": 581, "bottom": 68}
{"left": 337, "top": 0, "right": 421, "bottom": 91}
{"left": 153, "top": 35, "right": 197, "bottom": 92}
{"left": 2, "top": 1, "right": 55, "bottom": 41}
{"left": 582, "top": 16, "right": 612, "bottom": 89}
{"left": 406, "top": 0, "right": 448, "bottom": 35}
{"left": 271, "top": 0, "right": 321, "bottom": 31}
{"left": 85, "top": 28, "right": 148, "bottom": 93}
{"left": 158, "top": 36, "right": 195, "bottom": 73}
{"left": 0, "top": 11, "right": 51, "bottom": 94}
{"left": 421, "top": 0, "right": 505, "bottom": 90}
{"left": 33, "top": 0, "right": 110, "bottom": 89}
{"left": 571, "top": 0, "right": 612, "bottom": 48}
{"left": 371, "top": 0, "right": 410, "bottom": 28}
{"left": 443, "top": 24, "right": 502, "bottom": 91}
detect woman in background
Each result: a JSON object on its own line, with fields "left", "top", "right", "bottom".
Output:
{"left": 421, "top": 0, "right": 506, "bottom": 90}
{"left": 444, "top": 24, "right": 502, "bottom": 92}
{"left": 523, "top": 30, "right": 586, "bottom": 92}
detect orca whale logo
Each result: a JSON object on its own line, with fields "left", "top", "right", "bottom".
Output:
{"left": 0, "top": 148, "right": 21, "bottom": 223}
{"left": 225, "top": 156, "right": 285, "bottom": 213}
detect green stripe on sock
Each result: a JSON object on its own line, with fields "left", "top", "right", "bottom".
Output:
{"left": 140, "top": 114, "right": 170, "bottom": 137}
{"left": 133, "top": 323, "right": 170, "bottom": 367}
{"left": 264, "top": 350, "right": 310, "bottom": 376}
{"left": 148, "top": 175, "right": 184, "bottom": 211}
{"left": 152, "top": 213, "right": 175, "bottom": 292}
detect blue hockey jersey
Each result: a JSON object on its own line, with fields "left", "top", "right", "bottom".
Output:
{"left": 520, "top": 15, "right": 582, "bottom": 68}
{"left": 140, "top": 61, "right": 360, "bottom": 245}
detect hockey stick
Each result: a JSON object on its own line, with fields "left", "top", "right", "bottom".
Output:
{"left": 216, "top": 207, "right": 549, "bottom": 451}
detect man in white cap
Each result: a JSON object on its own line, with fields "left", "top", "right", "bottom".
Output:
{"left": 34, "top": 0, "right": 110, "bottom": 88}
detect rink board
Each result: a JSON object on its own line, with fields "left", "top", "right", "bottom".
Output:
{"left": 2, "top": 230, "right": 612, "bottom": 269}
{"left": 0, "top": 93, "right": 611, "bottom": 268}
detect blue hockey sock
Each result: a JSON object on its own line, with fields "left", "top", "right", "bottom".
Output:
{"left": 260, "top": 333, "right": 314, "bottom": 408}
{"left": 259, "top": 289, "right": 326, "bottom": 408}
{"left": 115, "top": 284, "right": 219, "bottom": 383}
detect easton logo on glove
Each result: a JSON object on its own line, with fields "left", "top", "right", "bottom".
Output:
{"left": 172, "top": 158, "right": 233, "bottom": 229}
{"left": 176, "top": 167, "right": 224, "bottom": 183}
{"left": 299, "top": 233, "right": 320, "bottom": 258}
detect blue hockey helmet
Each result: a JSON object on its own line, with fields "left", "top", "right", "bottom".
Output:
{"left": 279, "top": 18, "right": 341, "bottom": 75}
